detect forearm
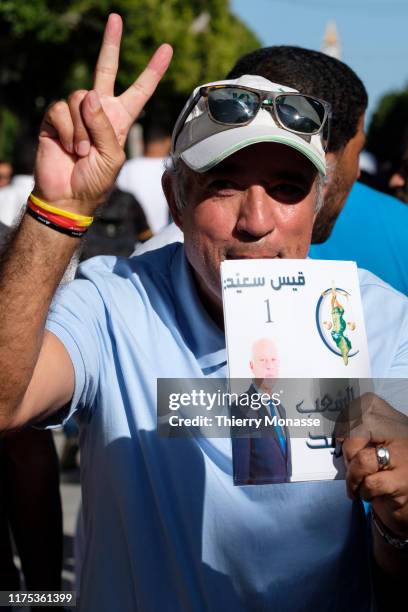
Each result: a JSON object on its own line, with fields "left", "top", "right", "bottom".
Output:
{"left": 0, "top": 212, "right": 80, "bottom": 426}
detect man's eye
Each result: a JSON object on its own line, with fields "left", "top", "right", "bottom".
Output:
{"left": 270, "top": 183, "right": 308, "bottom": 204}
{"left": 208, "top": 179, "right": 238, "bottom": 192}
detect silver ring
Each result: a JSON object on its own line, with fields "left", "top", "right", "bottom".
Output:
{"left": 376, "top": 446, "right": 391, "bottom": 470}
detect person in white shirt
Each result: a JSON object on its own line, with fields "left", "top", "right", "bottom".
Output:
{"left": 0, "top": 174, "right": 34, "bottom": 227}
{"left": 0, "top": 135, "right": 36, "bottom": 229}
{"left": 116, "top": 123, "right": 171, "bottom": 234}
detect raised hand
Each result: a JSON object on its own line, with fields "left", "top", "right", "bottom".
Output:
{"left": 34, "top": 14, "right": 173, "bottom": 213}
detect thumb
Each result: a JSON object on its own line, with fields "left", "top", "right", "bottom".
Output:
{"left": 81, "top": 90, "right": 122, "bottom": 159}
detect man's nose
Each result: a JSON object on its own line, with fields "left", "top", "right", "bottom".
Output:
{"left": 235, "top": 185, "right": 276, "bottom": 239}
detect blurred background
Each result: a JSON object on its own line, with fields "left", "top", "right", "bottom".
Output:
{"left": 0, "top": 0, "right": 259, "bottom": 157}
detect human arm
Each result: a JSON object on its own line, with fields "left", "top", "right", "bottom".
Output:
{"left": 0, "top": 14, "right": 172, "bottom": 430}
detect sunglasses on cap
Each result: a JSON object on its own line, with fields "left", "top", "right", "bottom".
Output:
{"left": 173, "top": 84, "right": 331, "bottom": 153}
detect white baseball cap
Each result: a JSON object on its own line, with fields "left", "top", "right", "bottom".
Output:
{"left": 172, "top": 74, "right": 327, "bottom": 175}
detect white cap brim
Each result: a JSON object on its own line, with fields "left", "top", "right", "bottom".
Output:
{"left": 181, "top": 124, "right": 326, "bottom": 175}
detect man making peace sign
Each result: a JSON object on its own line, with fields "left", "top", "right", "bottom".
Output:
{"left": 0, "top": 14, "right": 407, "bottom": 612}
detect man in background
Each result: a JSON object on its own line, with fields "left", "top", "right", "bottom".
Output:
{"left": 0, "top": 160, "right": 12, "bottom": 188}
{"left": 0, "top": 430, "right": 63, "bottom": 604}
{"left": 117, "top": 122, "right": 171, "bottom": 234}
{"left": 0, "top": 134, "right": 35, "bottom": 229}
{"left": 387, "top": 132, "right": 408, "bottom": 204}
{"left": 227, "top": 45, "right": 408, "bottom": 295}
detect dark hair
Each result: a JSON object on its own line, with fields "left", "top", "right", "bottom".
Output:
{"left": 12, "top": 131, "right": 37, "bottom": 175}
{"left": 143, "top": 122, "right": 171, "bottom": 145}
{"left": 227, "top": 46, "right": 368, "bottom": 152}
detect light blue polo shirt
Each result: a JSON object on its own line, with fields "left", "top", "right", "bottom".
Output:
{"left": 45, "top": 243, "right": 408, "bottom": 612}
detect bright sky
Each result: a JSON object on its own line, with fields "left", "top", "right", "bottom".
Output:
{"left": 231, "top": 0, "right": 408, "bottom": 124}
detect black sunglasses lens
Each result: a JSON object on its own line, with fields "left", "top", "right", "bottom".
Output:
{"left": 207, "top": 88, "right": 260, "bottom": 124}
{"left": 275, "top": 95, "right": 326, "bottom": 134}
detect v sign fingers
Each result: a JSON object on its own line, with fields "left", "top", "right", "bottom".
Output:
{"left": 34, "top": 13, "right": 172, "bottom": 214}
{"left": 93, "top": 13, "right": 122, "bottom": 96}
{"left": 119, "top": 44, "right": 173, "bottom": 126}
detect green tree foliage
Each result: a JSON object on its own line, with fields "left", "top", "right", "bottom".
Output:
{"left": 0, "top": 108, "right": 19, "bottom": 160}
{"left": 0, "top": 0, "right": 259, "bottom": 155}
{"left": 367, "top": 87, "right": 408, "bottom": 167}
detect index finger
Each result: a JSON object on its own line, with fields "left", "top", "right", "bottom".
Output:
{"left": 342, "top": 437, "right": 371, "bottom": 468}
{"left": 119, "top": 44, "right": 173, "bottom": 122}
{"left": 93, "top": 13, "right": 123, "bottom": 96}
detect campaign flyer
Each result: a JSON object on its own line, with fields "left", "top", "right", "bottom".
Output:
{"left": 221, "top": 258, "right": 371, "bottom": 483}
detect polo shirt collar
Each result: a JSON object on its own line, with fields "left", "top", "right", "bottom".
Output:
{"left": 170, "top": 245, "right": 226, "bottom": 371}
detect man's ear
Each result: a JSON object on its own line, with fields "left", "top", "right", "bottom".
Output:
{"left": 323, "top": 152, "right": 336, "bottom": 199}
{"left": 389, "top": 172, "right": 405, "bottom": 189}
{"left": 162, "top": 170, "right": 184, "bottom": 230}
{"left": 312, "top": 151, "right": 337, "bottom": 223}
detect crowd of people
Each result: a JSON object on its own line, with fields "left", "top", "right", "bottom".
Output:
{"left": 0, "top": 12, "right": 408, "bottom": 612}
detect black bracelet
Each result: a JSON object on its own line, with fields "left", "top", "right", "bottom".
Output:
{"left": 26, "top": 207, "right": 88, "bottom": 239}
